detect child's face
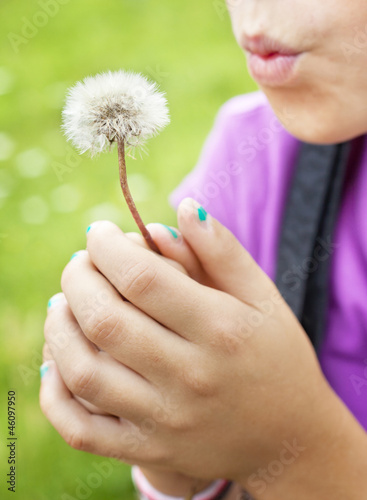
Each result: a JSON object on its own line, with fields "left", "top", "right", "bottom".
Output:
{"left": 227, "top": 1, "right": 367, "bottom": 143}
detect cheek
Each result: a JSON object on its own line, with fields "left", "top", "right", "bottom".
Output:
{"left": 305, "top": 0, "right": 367, "bottom": 67}
{"left": 226, "top": 4, "right": 242, "bottom": 42}
{"left": 262, "top": 2, "right": 367, "bottom": 143}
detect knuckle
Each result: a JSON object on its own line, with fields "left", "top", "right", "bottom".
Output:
{"left": 182, "top": 366, "right": 214, "bottom": 397}
{"left": 123, "top": 260, "right": 158, "bottom": 299}
{"left": 213, "top": 323, "right": 242, "bottom": 355}
{"left": 146, "top": 444, "right": 172, "bottom": 466}
{"left": 221, "top": 329, "right": 242, "bottom": 355}
{"left": 84, "top": 308, "right": 122, "bottom": 345}
{"left": 67, "top": 364, "right": 98, "bottom": 399}
{"left": 64, "top": 427, "right": 88, "bottom": 451}
{"left": 206, "top": 303, "right": 243, "bottom": 354}
{"left": 166, "top": 410, "right": 194, "bottom": 432}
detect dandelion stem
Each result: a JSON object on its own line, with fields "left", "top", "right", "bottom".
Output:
{"left": 117, "top": 140, "right": 161, "bottom": 255}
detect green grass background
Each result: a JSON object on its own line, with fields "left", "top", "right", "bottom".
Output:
{"left": 0, "top": 0, "right": 256, "bottom": 498}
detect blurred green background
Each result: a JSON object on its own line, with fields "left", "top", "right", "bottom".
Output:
{"left": 0, "top": 0, "right": 255, "bottom": 498}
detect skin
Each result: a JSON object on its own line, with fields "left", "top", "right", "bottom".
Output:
{"left": 41, "top": 199, "right": 367, "bottom": 499}
{"left": 227, "top": 0, "right": 367, "bottom": 143}
{"left": 41, "top": 2, "right": 367, "bottom": 498}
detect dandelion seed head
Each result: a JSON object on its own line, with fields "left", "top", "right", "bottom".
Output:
{"left": 62, "top": 70, "right": 170, "bottom": 156}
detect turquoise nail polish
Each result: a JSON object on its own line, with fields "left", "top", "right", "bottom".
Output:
{"left": 86, "top": 225, "right": 92, "bottom": 234}
{"left": 47, "top": 294, "right": 62, "bottom": 310}
{"left": 40, "top": 364, "right": 49, "bottom": 378}
{"left": 161, "top": 224, "right": 178, "bottom": 239}
{"left": 70, "top": 252, "right": 79, "bottom": 260}
{"left": 198, "top": 206, "right": 208, "bottom": 221}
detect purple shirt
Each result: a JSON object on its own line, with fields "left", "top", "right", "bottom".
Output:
{"left": 169, "top": 91, "right": 367, "bottom": 430}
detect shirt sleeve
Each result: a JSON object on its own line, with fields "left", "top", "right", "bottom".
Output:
{"left": 167, "top": 91, "right": 299, "bottom": 277}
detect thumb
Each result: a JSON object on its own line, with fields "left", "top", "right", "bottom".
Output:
{"left": 177, "top": 197, "right": 277, "bottom": 305}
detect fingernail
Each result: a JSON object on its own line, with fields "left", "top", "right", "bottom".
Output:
{"left": 40, "top": 362, "right": 51, "bottom": 379}
{"left": 197, "top": 206, "right": 208, "bottom": 222}
{"left": 47, "top": 293, "right": 63, "bottom": 310}
{"left": 86, "top": 222, "right": 96, "bottom": 234}
{"left": 181, "top": 198, "right": 210, "bottom": 226}
{"left": 160, "top": 224, "right": 178, "bottom": 239}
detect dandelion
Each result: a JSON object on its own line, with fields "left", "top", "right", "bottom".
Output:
{"left": 62, "top": 70, "right": 170, "bottom": 253}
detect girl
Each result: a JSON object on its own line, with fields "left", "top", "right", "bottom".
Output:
{"left": 40, "top": 1, "right": 367, "bottom": 499}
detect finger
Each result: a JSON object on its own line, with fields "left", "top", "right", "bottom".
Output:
{"left": 45, "top": 296, "right": 119, "bottom": 416}
{"left": 43, "top": 337, "right": 110, "bottom": 416}
{"left": 86, "top": 221, "right": 224, "bottom": 341}
{"left": 61, "top": 251, "right": 192, "bottom": 382}
{"left": 39, "top": 360, "right": 154, "bottom": 465}
{"left": 176, "top": 198, "right": 277, "bottom": 306}
{"left": 126, "top": 227, "right": 207, "bottom": 284}
{"left": 42, "top": 342, "right": 53, "bottom": 362}
{"left": 44, "top": 299, "right": 157, "bottom": 421}
{"left": 125, "top": 230, "right": 188, "bottom": 275}
{"left": 145, "top": 223, "right": 207, "bottom": 283}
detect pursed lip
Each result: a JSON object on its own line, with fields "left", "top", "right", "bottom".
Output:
{"left": 241, "top": 34, "right": 299, "bottom": 58}
{"left": 241, "top": 35, "right": 302, "bottom": 87}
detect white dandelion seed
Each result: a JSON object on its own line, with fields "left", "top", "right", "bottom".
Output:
{"left": 61, "top": 70, "right": 170, "bottom": 253}
{"left": 62, "top": 70, "right": 170, "bottom": 155}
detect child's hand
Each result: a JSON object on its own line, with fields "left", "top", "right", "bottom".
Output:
{"left": 41, "top": 222, "right": 211, "bottom": 496}
{"left": 40, "top": 198, "right": 365, "bottom": 498}
{"left": 41, "top": 220, "right": 204, "bottom": 413}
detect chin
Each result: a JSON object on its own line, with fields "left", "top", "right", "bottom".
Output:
{"left": 261, "top": 86, "right": 366, "bottom": 145}
{"left": 279, "top": 117, "right": 353, "bottom": 145}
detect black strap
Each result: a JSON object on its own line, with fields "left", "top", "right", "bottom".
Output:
{"left": 214, "top": 482, "right": 233, "bottom": 499}
{"left": 275, "top": 141, "right": 350, "bottom": 351}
